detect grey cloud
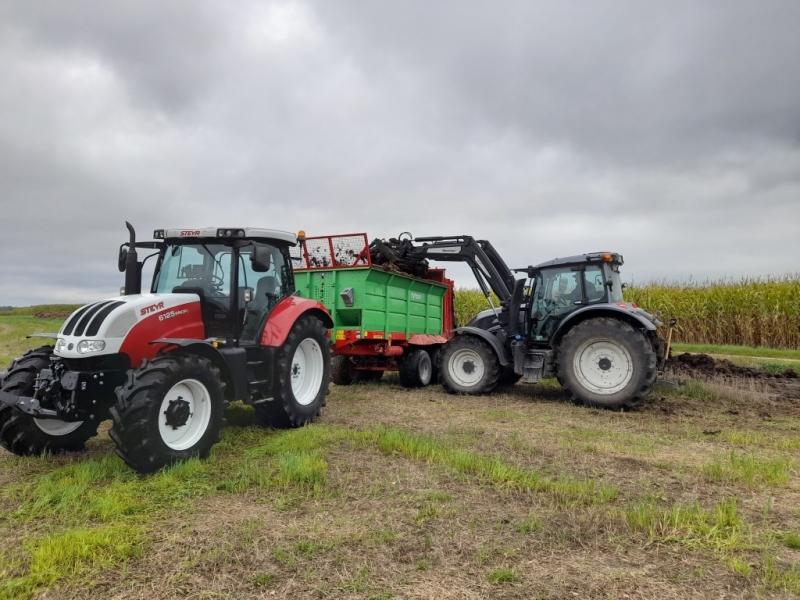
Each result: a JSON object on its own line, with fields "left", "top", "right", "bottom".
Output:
{"left": 0, "top": 0, "right": 798, "bottom": 307}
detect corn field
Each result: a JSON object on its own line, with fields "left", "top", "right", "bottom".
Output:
{"left": 453, "top": 275, "right": 800, "bottom": 349}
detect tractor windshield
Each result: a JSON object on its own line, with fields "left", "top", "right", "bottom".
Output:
{"left": 153, "top": 243, "right": 230, "bottom": 295}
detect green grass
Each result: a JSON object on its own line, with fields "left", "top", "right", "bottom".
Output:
{"left": 620, "top": 498, "right": 744, "bottom": 552}
{"left": 1, "top": 525, "right": 144, "bottom": 599}
{"left": 700, "top": 451, "right": 793, "bottom": 488}
{"left": 360, "top": 426, "right": 619, "bottom": 506}
{"left": 0, "top": 316, "right": 65, "bottom": 367}
{"left": 487, "top": 567, "right": 518, "bottom": 583}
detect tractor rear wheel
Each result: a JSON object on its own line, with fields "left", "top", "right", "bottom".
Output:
{"left": 255, "top": 315, "right": 331, "bottom": 428}
{"left": 0, "top": 347, "right": 100, "bottom": 456}
{"left": 556, "top": 317, "right": 657, "bottom": 410}
{"left": 439, "top": 336, "right": 500, "bottom": 395}
{"left": 398, "top": 349, "right": 433, "bottom": 388}
{"left": 109, "top": 354, "right": 226, "bottom": 473}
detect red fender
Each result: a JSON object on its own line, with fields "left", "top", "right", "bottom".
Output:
{"left": 260, "top": 296, "right": 333, "bottom": 348}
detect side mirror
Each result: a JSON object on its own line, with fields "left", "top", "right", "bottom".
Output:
{"left": 118, "top": 246, "right": 128, "bottom": 272}
{"left": 251, "top": 246, "right": 271, "bottom": 272}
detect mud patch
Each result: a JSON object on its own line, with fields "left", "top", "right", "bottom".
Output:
{"left": 667, "top": 352, "right": 797, "bottom": 379}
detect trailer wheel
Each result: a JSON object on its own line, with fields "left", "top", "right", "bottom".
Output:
{"left": 439, "top": 336, "right": 500, "bottom": 395}
{"left": 556, "top": 317, "right": 657, "bottom": 410}
{"left": 398, "top": 349, "right": 433, "bottom": 388}
{"left": 109, "top": 354, "right": 226, "bottom": 473}
{"left": 331, "top": 355, "right": 357, "bottom": 385}
{"left": 256, "top": 315, "right": 331, "bottom": 428}
{"left": 0, "top": 347, "right": 100, "bottom": 456}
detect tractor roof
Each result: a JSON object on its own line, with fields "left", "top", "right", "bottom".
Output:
{"left": 532, "top": 252, "right": 624, "bottom": 270}
{"left": 154, "top": 227, "right": 297, "bottom": 245}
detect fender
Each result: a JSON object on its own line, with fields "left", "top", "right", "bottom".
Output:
{"left": 260, "top": 296, "right": 334, "bottom": 348}
{"left": 552, "top": 305, "right": 658, "bottom": 344}
{"left": 453, "top": 326, "right": 509, "bottom": 366}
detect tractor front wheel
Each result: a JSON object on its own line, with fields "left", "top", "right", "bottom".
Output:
{"left": 0, "top": 347, "right": 100, "bottom": 456}
{"left": 109, "top": 354, "right": 226, "bottom": 473}
{"left": 255, "top": 315, "right": 331, "bottom": 428}
{"left": 439, "top": 336, "right": 500, "bottom": 395}
{"left": 556, "top": 317, "right": 657, "bottom": 410}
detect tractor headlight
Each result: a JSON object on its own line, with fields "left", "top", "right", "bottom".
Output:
{"left": 55, "top": 338, "right": 67, "bottom": 353}
{"left": 77, "top": 340, "right": 106, "bottom": 355}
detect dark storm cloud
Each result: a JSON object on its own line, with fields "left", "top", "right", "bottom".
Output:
{"left": 0, "top": 0, "right": 798, "bottom": 306}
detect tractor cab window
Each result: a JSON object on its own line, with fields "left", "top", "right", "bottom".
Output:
{"left": 154, "top": 242, "right": 232, "bottom": 338}
{"left": 529, "top": 267, "right": 582, "bottom": 342}
{"left": 239, "top": 243, "right": 289, "bottom": 344}
{"left": 583, "top": 266, "right": 606, "bottom": 304}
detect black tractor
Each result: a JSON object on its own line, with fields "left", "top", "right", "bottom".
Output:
{"left": 385, "top": 236, "right": 665, "bottom": 410}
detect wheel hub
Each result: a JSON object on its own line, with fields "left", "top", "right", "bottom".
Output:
{"left": 164, "top": 397, "right": 192, "bottom": 430}
{"left": 462, "top": 360, "right": 475, "bottom": 375}
{"left": 598, "top": 357, "right": 612, "bottom": 371}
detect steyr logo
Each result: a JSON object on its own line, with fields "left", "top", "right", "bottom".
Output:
{"left": 141, "top": 302, "right": 165, "bottom": 316}
{"left": 180, "top": 230, "right": 201, "bottom": 236}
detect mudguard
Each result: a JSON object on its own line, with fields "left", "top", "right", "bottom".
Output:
{"left": 453, "top": 326, "right": 510, "bottom": 366}
{"left": 260, "top": 296, "right": 333, "bottom": 348}
{"left": 552, "top": 305, "right": 658, "bottom": 344}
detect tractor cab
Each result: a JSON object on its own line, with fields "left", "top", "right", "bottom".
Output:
{"left": 147, "top": 228, "right": 295, "bottom": 343}
{"left": 526, "top": 252, "right": 627, "bottom": 343}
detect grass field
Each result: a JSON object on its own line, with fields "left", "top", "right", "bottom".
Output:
{"left": 2, "top": 318, "right": 800, "bottom": 598}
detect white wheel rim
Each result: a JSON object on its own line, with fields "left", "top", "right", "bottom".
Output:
{"left": 34, "top": 418, "right": 83, "bottom": 436}
{"left": 158, "top": 378, "right": 212, "bottom": 451}
{"left": 448, "top": 348, "right": 485, "bottom": 387}
{"left": 572, "top": 338, "right": 633, "bottom": 395}
{"left": 291, "top": 338, "right": 324, "bottom": 406}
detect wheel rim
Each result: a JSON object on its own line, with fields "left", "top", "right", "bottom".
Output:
{"left": 158, "top": 378, "right": 212, "bottom": 451}
{"left": 572, "top": 338, "right": 633, "bottom": 395}
{"left": 291, "top": 338, "right": 324, "bottom": 406}
{"left": 418, "top": 354, "right": 432, "bottom": 385}
{"left": 34, "top": 418, "right": 83, "bottom": 436}
{"left": 448, "top": 348, "right": 485, "bottom": 387}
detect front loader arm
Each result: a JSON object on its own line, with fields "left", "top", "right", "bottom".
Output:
{"left": 406, "top": 236, "right": 516, "bottom": 305}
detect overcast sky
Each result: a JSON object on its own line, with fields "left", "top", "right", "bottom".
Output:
{"left": 1, "top": 1, "right": 798, "bottom": 306}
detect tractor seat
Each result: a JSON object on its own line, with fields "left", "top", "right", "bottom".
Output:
{"left": 251, "top": 276, "right": 278, "bottom": 312}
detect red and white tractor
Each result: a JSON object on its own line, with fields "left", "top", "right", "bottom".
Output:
{"left": 0, "top": 223, "right": 333, "bottom": 472}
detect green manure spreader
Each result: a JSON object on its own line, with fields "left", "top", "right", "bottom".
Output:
{"left": 292, "top": 233, "right": 455, "bottom": 387}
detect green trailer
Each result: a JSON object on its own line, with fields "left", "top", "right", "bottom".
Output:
{"left": 292, "top": 233, "right": 454, "bottom": 387}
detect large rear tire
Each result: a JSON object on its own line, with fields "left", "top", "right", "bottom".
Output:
{"left": 0, "top": 346, "right": 99, "bottom": 456}
{"left": 439, "top": 336, "right": 500, "bottom": 395}
{"left": 556, "top": 317, "right": 657, "bottom": 410}
{"left": 255, "top": 315, "right": 331, "bottom": 428}
{"left": 109, "top": 354, "right": 226, "bottom": 473}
